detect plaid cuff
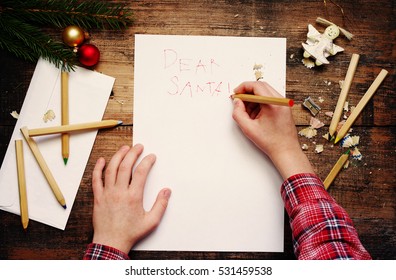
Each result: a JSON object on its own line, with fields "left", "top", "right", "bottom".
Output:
{"left": 83, "top": 243, "right": 130, "bottom": 260}
{"left": 281, "top": 173, "right": 333, "bottom": 215}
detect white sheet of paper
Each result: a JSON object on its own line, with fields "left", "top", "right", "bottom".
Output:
{"left": 0, "top": 58, "right": 115, "bottom": 230}
{"left": 133, "top": 34, "right": 286, "bottom": 251}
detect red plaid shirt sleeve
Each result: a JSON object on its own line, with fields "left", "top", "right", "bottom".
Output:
{"left": 281, "top": 173, "right": 371, "bottom": 260}
{"left": 83, "top": 243, "right": 129, "bottom": 260}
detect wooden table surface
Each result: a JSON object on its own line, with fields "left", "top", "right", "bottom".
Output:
{"left": 0, "top": 0, "right": 394, "bottom": 260}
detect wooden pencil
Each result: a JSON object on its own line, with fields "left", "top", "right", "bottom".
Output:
{"left": 15, "top": 140, "right": 29, "bottom": 230}
{"left": 329, "top": 54, "right": 360, "bottom": 137}
{"left": 61, "top": 71, "right": 69, "bottom": 165}
{"left": 334, "top": 69, "right": 388, "bottom": 144}
{"left": 28, "top": 120, "right": 123, "bottom": 137}
{"left": 20, "top": 127, "right": 67, "bottom": 209}
{"left": 323, "top": 151, "right": 350, "bottom": 190}
{"left": 231, "top": 94, "right": 294, "bottom": 107}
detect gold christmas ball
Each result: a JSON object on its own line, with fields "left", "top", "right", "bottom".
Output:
{"left": 62, "top": 26, "right": 85, "bottom": 47}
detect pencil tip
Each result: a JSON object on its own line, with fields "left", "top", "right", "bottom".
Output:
{"left": 288, "top": 99, "right": 294, "bottom": 107}
{"left": 117, "top": 120, "right": 123, "bottom": 125}
{"left": 62, "top": 204, "right": 67, "bottom": 209}
{"left": 63, "top": 158, "right": 68, "bottom": 165}
{"left": 334, "top": 137, "right": 340, "bottom": 144}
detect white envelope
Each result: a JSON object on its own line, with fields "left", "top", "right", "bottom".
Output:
{"left": 0, "top": 58, "right": 115, "bottom": 230}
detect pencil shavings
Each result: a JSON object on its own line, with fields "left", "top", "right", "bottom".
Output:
{"left": 253, "top": 63, "right": 263, "bottom": 81}
{"left": 322, "top": 132, "right": 332, "bottom": 141}
{"left": 341, "top": 134, "right": 360, "bottom": 148}
{"left": 43, "top": 109, "right": 56, "bottom": 122}
{"left": 351, "top": 147, "right": 362, "bottom": 160}
{"left": 315, "top": 144, "right": 324, "bottom": 153}
{"left": 340, "top": 134, "right": 362, "bottom": 160}
{"left": 325, "top": 111, "right": 334, "bottom": 118}
{"left": 299, "top": 117, "right": 325, "bottom": 139}
{"left": 10, "top": 110, "right": 19, "bottom": 119}
{"left": 299, "top": 127, "right": 317, "bottom": 138}
{"left": 302, "top": 143, "right": 309, "bottom": 150}
{"left": 310, "top": 117, "right": 325, "bottom": 129}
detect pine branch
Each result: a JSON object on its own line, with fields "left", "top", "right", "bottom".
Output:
{"left": 0, "top": 33, "right": 39, "bottom": 64}
{"left": 1, "top": 0, "right": 133, "bottom": 29}
{"left": 0, "top": 13, "right": 76, "bottom": 71}
{"left": 0, "top": 0, "right": 133, "bottom": 70}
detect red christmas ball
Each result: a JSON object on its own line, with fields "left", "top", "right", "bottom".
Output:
{"left": 78, "top": 44, "right": 100, "bottom": 67}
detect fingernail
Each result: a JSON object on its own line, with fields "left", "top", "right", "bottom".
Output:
{"left": 163, "top": 188, "right": 171, "bottom": 199}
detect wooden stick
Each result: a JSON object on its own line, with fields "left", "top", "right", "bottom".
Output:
{"left": 15, "top": 140, "right": 29, "bottom": 230}
{"left": 61, "top": 71, "right": 69, "bottom": 165}
{"left": 28, "top": 120, "right": 123, "bottom": 137}
{"left": 323, "top": 151, "right": 350, "bottom": 190}
{"left": 231, "top": 94, "right": 294, "bottom": 107}
{"left": 20, "top": 127, "right": 66, "bottom": 209}
{"left": 335, "top": 69, "right": 388, "bottom": 144}
{"left": 329, "top": 54, "right": 360, "bottom": 136}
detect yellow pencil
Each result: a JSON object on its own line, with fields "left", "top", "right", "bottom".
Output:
{"left": 334, "top": 69, "right": 388, "bottom": 144}
{"left": 15, "top": 140, "right": 29, "bottom": 230}
{"left": 28, "top": 120, "right": 123, "bottom": 137}
{"left": 61, "top": 71, "right": 69, "bottom": 165}
{"left": 329, "top": 54, "right": 360, "bottom": 137}
{"left": 231, "top": 94, "right": 294, "bottom": 107}
{"left": 20, "top": 127, "right": 67, "bottom": 209}
{"left": 323, "top": 151, "right": 350, "bottom": 190}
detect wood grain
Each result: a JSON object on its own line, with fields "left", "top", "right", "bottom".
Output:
{"left": 0, "top": 0, "right": 394, "bottom": 259}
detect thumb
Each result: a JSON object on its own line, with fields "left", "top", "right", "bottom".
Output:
{"left": 147, "top": 188, "right": 171, "bottom": 228}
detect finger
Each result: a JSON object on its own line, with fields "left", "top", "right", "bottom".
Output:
{"left": 145, "top": 188, "right": 171, "bottom": 230}
{"left": 92, "top": 157, "right": 105, "bottom": 199}
{"left": 232, "top": 98, "right": 254, "bottom": 132}
{"left": 233, "top": 81, "right": 255, "bottom": 94}
{"left": 115, "top": 144, "right": 144, "bottom": 187}
{"left": 234, "top": 81, "right": 283, "bottom": 98}
{"left": 130, "top": 153, "right": 157, "bottom": 199}
{"left": 104, "top": 145, "right": 130, "bottom": 188}
{"left": 259, "top": 82, "right": 284, "bottom": 98}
